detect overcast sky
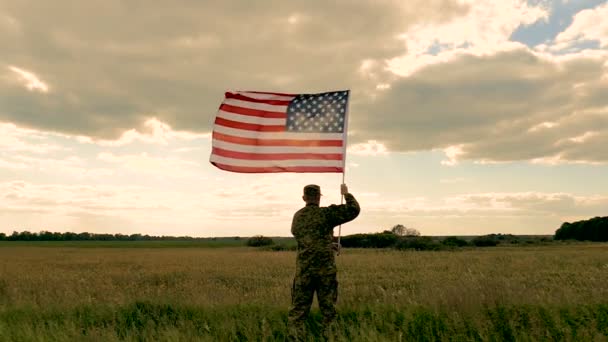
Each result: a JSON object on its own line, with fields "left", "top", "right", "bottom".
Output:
{"left": 1, "top": 0, "right": 607, "bottom": 237}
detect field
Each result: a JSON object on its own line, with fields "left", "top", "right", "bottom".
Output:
{"left": 0, "top": 243, "right": 607, "bottom": 341}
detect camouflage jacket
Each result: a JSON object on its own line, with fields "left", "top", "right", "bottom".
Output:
{"left": 291, "top": 193, "right": 360, "bottom": 275}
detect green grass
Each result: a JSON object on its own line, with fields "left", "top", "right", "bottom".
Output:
{"left": 1, "top": 303, "right": 607, "bottom": 341}
{"left": 0, "top": 244, "right": 607, "bottom": 341}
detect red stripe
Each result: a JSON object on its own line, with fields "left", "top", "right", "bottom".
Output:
{"left": 212, "top": 132, "right": 343, "bottom": 147}
{"left": 220, "top": 104, "right": 286, "bottom": 118}
{"left": 212, "top": 147, "right": 342, "bottom": 161}
{"left": 225, "top": 92, "right": 292, "bottom": 106}
{"left": 214, "top": 117, "right": 285, "bottom": 132}
{"left": 211, "top": 162, "right": 343, "bottom": 173}
{"left": 239, "top": 90, "right": 297, "bottom": 96}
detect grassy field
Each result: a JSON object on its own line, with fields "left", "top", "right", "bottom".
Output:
{"left": 0, "top": 243, "right": 607, "bottom": 341}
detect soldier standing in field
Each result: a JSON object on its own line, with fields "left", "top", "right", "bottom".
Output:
{"left": 288, "top": 183, "right": 360, "bottom": 340}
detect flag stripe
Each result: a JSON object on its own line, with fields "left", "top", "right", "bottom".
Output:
{"left": 212, "top": 132, "right": 343, "bottom": 147}
{"left": 216, "top": 109, "right": 286, "bottom": 125}
{"left": 211, "top": 162, "right": 343, "bottom": 173}
{"left": 219, "top": 104, "right": 286, "bottom": 119}
{"left": 212, "top": 125, "right": 344, "bottom": 140}
{"left": 225, "top": 92, "right": 291, "bottom": 106}
{"left": 214, "top": 117, "right": 285, "bottom": 132}
{"left": 212, "top": 147, "right": 343, "bottom": 161}
{"left": 212, "top": 139, "right": 343, "bottom": 153}
{"left": 210, "top": 154, "right": 343, "bottom": 167}
{"left": 235, "top": 91, "right": 296, "bottom": 100}
{"left": 222, "top": 98, "right": 288, "bottom": 113}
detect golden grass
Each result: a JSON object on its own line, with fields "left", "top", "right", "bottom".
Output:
{"left": 1, "top": 244, "right": 607, "bottom": 311}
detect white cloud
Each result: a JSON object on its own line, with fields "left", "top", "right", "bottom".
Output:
{"left": 1, "top": 176, "right": 606, "bottom": 236}
{"left": 97, "top": 152, "right": 202, "bottom": 179}
{"left": 362, "top": 191, "right": 608, "bottom": 219}
{"left": 555, "top": 2, "right": 608, "bottom": 48}
{"left": 0, "top": 122, "right": 64, "bottom": 153}
{"left": 0, "top": 157, "right": 27, "bottom": 169}
{"left": 79, "top": 118, "right": 210, "bottom": 147}
{"left": 7, "top": 66, "right": 49, "bottom": 93}
{"left": 348, "top": 140, "right": 388, "bottom": 155}
{"left": 568, "top": 131, "right": 599, "bottom": 144}
{"left": 441, "top": 145, "right": 465, "bottom": 166}
{"left": 389, "top": 0, "right": 548, "bottom": 76}
{"left": 0, "top": 177, "right": 299, "bottom": 236}
{"left": 13, "top": 154, "right": 115, "bottom": 178}
{"left": 528, "top": 121, "right": 558, "bottom": 132}
{"left": 0, "top": 181, "right": 169, "bottom": 213}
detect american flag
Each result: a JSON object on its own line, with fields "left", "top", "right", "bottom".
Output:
{"left": 210, "top": 90, "right": 349, "bottom": 173}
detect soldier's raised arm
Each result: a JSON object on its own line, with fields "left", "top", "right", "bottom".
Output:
{"left": 325, "top": 184, "right": 360, "bottom": 228}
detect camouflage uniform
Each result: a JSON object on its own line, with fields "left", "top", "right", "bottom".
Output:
{"left": 288, "top": 185, "right": 360, "bottom": 340}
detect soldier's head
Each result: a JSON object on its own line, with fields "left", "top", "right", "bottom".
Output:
{"left": 302, "top": 184, "right": 321, "bottom": 205}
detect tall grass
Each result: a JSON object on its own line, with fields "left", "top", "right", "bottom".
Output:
{"left": 0, "top": 244, "right": 607, "bottom": 340}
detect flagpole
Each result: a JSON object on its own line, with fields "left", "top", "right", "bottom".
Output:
{"left": 337, "top": 89, "right": 350, "bottom": 256}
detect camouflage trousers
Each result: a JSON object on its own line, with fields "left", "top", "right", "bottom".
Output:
{"left": 288, "top": 271, "right": 338, "bottom": 341}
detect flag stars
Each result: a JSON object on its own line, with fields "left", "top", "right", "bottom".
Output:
{"left": 286, "top": 91, "right": 348, "bottom": 133}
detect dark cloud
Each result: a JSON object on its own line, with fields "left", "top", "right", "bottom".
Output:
{"left": 0, "top": 0, "right": 466, "bottom": 137}
{"left": 358, "top": 49, "right": 608, "bottom": 162}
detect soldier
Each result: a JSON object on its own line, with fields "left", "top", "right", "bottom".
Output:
{"left": 288, "top": 183, "right": 360, "bottom": 340}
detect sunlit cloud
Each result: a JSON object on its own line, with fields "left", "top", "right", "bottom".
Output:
{"left": 0, "top": 122, "right": 65, "bottom": 153}
{"left": 348, "top": 140, "right": 388, "bottom": 155}
{"left": 8, "top": 66, "right": 49, "bottom": 93}
{"left": 97, "top": 152, "right": 203, "bottom": 179}
{"left": 555, "top": 2, "right": 608, "bottom": 48}
{"left": 77, "top": 118, "right": 210, "bottom": 147}
{"left": 362, "top": 192, "right": 608, "bottom": 218}
{"left": 389, "top": 1, "right": 548, "bottom": 76}
{"left": 441, "top": 145, "right": 464, "bottom": 166}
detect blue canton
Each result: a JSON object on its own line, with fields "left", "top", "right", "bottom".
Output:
{"left": 286, "top": 91, "right": 349, "bottom": 133}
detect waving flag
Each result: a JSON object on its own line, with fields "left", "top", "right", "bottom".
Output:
{"left": 210, "top": 90, "right": 349, "bottom": 173}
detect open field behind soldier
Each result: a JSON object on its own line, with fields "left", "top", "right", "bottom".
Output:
{"left": 1, "top": 242, "right": 607, "bottom": 341}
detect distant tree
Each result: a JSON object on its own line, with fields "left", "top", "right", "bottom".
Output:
{"left": 442, "top": 236, "right": 469, "bottom": 247}
{"left": 471, "top": 235, "right": 498, "bottom": 247}
{"left": 395, "top": 236, "right": 441, "bottom": 251}
{"left": 247, "top": 235, "right": 274, "bottom": 247}
{"left": 555, "top": 217, "right": 608, "bottom": 242}
{"left": 0, "top": 230, "right": 267, "bottom": 243}
{"left": 340, "top": 232, "right": 398, "bottom": 248}
{"left": 391, "top": 225, "right": 405, "bottom": 236}
{"left": 19, "top": 231, "right": 34, "bottom": 241}
{"left": 391, "top": 224, "right": 420, "bottom": 237}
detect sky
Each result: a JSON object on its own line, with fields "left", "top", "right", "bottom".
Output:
{"left": 1, "top": 0, "right": 607, "bottom": 237}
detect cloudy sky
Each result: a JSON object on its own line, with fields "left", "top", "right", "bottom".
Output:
{"left": 1, "top": 0, "right": 607, "bottom": 237}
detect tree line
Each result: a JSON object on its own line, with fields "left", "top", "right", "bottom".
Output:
{"left": 0, "top": 231, "right": 225, "bottom": 241}
{"left": 554, "top": 216, "right": 608, "bottom": 242}
{"left": 2, "top": 217, "right": 605, "bottom": 245}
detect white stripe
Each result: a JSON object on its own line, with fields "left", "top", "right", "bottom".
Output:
{"left": 212, "top": 139, "right": 344, "bottom": 154}
{"left": 216, "top": 109, "right": 286, "bottom": 126}
{"left": 210, "top": 155, "right": 343, "bottom": 167}
{"left": 212, "top": 125, "right": 344, "bottom": 140}
{"left": 223, "top": 98, "right": 288, "bottom": 113}
{"left": 234, "top": 91, "right": 296, "bottom": 101}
